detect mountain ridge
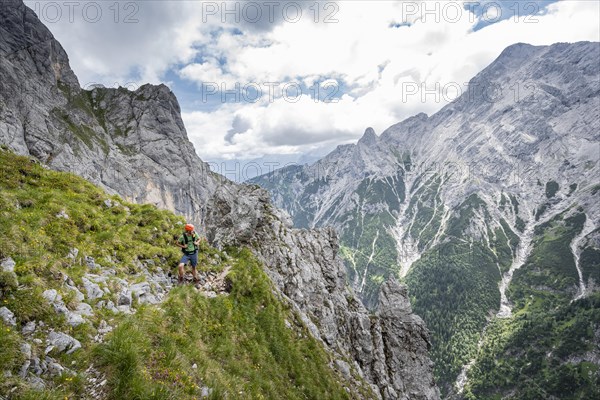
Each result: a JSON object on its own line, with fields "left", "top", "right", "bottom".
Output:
{"left": 251, "top": 40, "right": 600, "bottom": 396}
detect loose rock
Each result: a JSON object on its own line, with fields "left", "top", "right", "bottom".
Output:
{"left": 1, "top": 257, "right": 15, "bottom": 272}
{"left": 46, "top": 331, "right": 81, "bottom": 354}
{"left": 0, "top": 306, "right": 16, "bottom": 326}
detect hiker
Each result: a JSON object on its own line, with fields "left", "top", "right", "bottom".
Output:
{"left": 176, "top": 223, "right": 202, "bottom": 285}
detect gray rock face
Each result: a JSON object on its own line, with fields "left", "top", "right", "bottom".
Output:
{"left": 22, "top": 321, "right": 36, "bottom": 335}
{"left": 375, "top": 279, "right": 438, "bottom": 399}
{"left": 43, "top": 288, "right": 90, "bottom": 327}
{"left": 82, "top": 277, "right": 104, "bottom": 301}
{"left": 0, "top": 0, "right": 221, "bottom": 225}
{"left": 205, "top": 185, "right": 440, "bottom": 399}
{"left": 0, "top": 2, "right": 440, "bottom": 397}
{"left": 45, "top": 357, "right": 66, "bottom": 377}
{"left": 27, "top": 375, "right": 46, "bottom": 390}
{"left": 117, "top": 290, "right": 132, "bottom": 306}
{"left": 42, "top": 289, "right": 61, "bottom": 304}
{"left": 66, "top": 313, "right": 86, "bottom": 327}
{"left": 65, "top": 282, "right": 85, "bottom": 302}
{"left": 126, "top": 281, "right": 162, "bottom": 305}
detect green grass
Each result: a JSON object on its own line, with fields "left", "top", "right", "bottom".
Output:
{"left": 510, "top": 211, "right": 585, "bottom": 303}
{"left": 0, "top": 149, "right": 183, "bottom": 275}
{"left": 0, "top": 149, "right": 363, "bottom": 399}
{"left": 0, "top": 148, "right": 183, "bottom": 397}
{"left": 96, "top": 248, "right": 356, "bottom": 400}
{"left": 0, "top": 322, "right": 24, "bottom": 372}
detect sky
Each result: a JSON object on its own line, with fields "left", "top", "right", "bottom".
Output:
{"left": 25, "top": 0, "right": 600, "bottom": 175}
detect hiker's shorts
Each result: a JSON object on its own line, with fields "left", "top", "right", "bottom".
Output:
{"left": 180, "top": 252, "right": 198, "bottom": 268}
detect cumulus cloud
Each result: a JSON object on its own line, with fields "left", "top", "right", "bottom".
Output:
{"left": 182, "top": 1, "right": 600, "bottom": 160}
{"left": 26, "top": 0, "right": 600, "bottom": 162}
{"left": 24, "top": 0, "right": 208, "bottom": 86}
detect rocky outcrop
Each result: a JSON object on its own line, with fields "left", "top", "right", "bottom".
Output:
{"left": 0, "top": 0, "right": 221, "bottom": 224}
{"left": 375, "top": 279, "right": 438, "bottom": 399}
{"left": 206, "top": 184, "right": 440, "bottom": 399}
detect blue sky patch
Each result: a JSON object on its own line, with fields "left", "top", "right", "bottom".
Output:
{"left": 467, "top": 0, "right": 560, "bottom": 31}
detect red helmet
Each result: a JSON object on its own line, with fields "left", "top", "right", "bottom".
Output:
{"left": 184, "top": 224, "right": 194, "bottom": 232}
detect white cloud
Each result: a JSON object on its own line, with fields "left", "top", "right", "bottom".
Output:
{"left": 26, "top": 1, "right": 600, "bottom": 162}
{"left": 183, "top": 94, "right": 368, "bottom": 160}
{"left": 25, "top": 0, "right": 208, "bottom": 86}
{"left": 180, "top": 0, "right": 599, "bottom": 161}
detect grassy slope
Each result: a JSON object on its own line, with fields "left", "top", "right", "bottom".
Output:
{"left": 464, "top": 210, "right": 600, "bottom": 399}
{"left": 0, "top": 148, "right": 359, "bottom": 399}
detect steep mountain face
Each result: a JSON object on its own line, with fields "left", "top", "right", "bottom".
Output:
{"left": 251, "top": 41, "right": 600, "bottom": 396}
{"left": 0, "top": 0, "right": 217, "bottom": 221}
{"left": 0, "top": 1, "right": 440, "bottom": 398}
{"left": 205, "top": 184, "right": 439, "bottom": 399}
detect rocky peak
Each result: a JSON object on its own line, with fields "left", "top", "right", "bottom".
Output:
{"left": 377, "top": 278, "right": 414, "bottom": 317}
{"left": 358, "top": 127, "right": 378, "bottom": 147}
{"left": 380, "top": 112, "right": 429, "bottom": 143}
{"left": 495, "top": 42, "right": 538, "bottom": 66}
{"left": 0, "top": 0, "right": 79, "bottom": 87}
{"left": 136, "top": 83, "right": 182, "bottom": 112}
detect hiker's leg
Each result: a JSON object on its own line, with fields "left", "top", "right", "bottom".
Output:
{"left": 190, "top": 253, "right": 199, "bottom": 282}
{"left": 178, "top": 254, "right": 189, "bottom": 282}
{"left": 177, "top": 263, "right": 185, "bottom": 284}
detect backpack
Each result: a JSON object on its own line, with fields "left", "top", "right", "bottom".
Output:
{"left": 182, "top": 231, "right": 199, "bottom": 254}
